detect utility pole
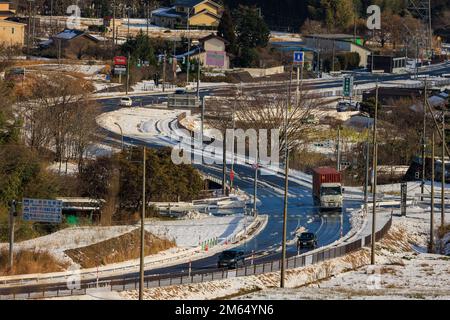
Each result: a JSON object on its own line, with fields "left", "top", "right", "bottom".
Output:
{"left": 371, "top": 79, "right": 379, "bottom": 265}
{"left": 332, "top": 40, "right": 336, "bottom": 73}
{"left": 201, "top": 97, "right": 205, "bottom": 144}
{"left": 126, "top": 52, "right": 130, "bottom": 95}
{"left": 162, "top": 52, "right": 166, "bottom": 93}
{"left": 186, "top": 9, "right": 191, "bottom": 85}
{"left": 416, "top": 39, "right": 419, "bottom": 79}
{"left": 112, "top": 1, "right": 116, "bottom": 47}
{"left": 139, "top": 147, "right": 146, "bottom": 300}
{"left": 253, "top": 164, "right": 258, "bottom": 216}
{"left": 364, "top": 123, "right": 370, "bottom": 213}
{"left": 430, "top": 133, "right": 435, "bottom": 253}
{"left": 127, "top": 6, "right": 131, "bottom": 38}
{"left": 442, "top": 113, "right": 446, "bottom": 228}
{"left": 27, "top": 0, "right": 32, "bottom": 57}
{"left": 9, "top": 200, "right": 16, "bottom": 270}
{"left": 337, "top": 127, "right": 341, "bottom": 172}
{"left": 222, "top": 136, "right": 227, "bottom": 196}
{"left": 421, "top": 81, "right": 428, "bottom": 201}
{"left": 281, "top": 65, "right": 294, "bottom": 288}
{"left": 230, "top": 92, "right": 236, "bottom": 190}
{"left": 196, "top": 59, "right": 201, "bottom": 100}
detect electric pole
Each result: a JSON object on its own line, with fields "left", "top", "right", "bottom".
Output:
{"left": 9, "top": 200, "right": 16, "bottom": 270}
{"left": 126, "top": 52, "right": 130, "bottom": 95}
{"left": 186, "top": 9, "right": 191, "bottom": 85}
{"left": 281, "top": 64, "right": 294, "bottom": 288}
{"left": 337, "top": 127, "right": 341, "bottom": 172}
{"left": 371, "top": 79, "right": 379, "bottom": 265}
{"left": 139, "top": 147, "right": 146, "bottom": 300}
{"left": 421, "top": 81, "right": 428, "bottom": 201}
{"left": 364, "top": 122, "right": 370, "bottom": 213}
{"left": 442, "top": 113, "right": 446, "bottom": 228}
{"left": 430, "top": 133, "right": 435, "bottom": 253}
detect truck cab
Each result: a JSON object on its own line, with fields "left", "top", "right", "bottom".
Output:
{"left": 320, "top": 183, "right": 343, "bottom": 210}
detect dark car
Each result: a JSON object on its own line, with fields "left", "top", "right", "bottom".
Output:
{"left": 217, "top": 250, "right": 245, "bottom": 269}
{"left": 297, "top": 232, "right": 318, "bottom": 249}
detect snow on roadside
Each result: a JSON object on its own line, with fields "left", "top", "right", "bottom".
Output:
{"left": 117, "top": 203, "right": 450, "bottom": 300}
{"left": 0, "top": 215, "right": 250, "bottom": 269}
{"left": 0, "top": 226, "right": 135, "bottom": 265}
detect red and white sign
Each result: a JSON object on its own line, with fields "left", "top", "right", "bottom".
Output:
{"left": 114, "top": 56, "right": 127, "bottom": 66}
{"left": 230, "top": 169, "right": 235, "bottom": 182}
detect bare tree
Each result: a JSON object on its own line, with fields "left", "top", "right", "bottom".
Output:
{"left": 18, "top": 71, "right": 99, "bottom": 172}
{"left": 205, "top": 85, "right": 328, "bottom": 159}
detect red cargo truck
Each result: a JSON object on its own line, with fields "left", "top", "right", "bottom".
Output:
{"left": 312, "top": 167, "right": 343, "bottom": 211}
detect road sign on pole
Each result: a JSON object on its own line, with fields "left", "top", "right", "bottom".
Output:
{"left": 22, "top": 198, "right": 62, "bottom": 223}
{"left": 293, "top": 51, "right": 304, "bottom": 64}
{"left": 343, "top": 75, "right": 354, "bottom": 97}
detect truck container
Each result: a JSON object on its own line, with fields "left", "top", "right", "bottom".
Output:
{"left": 312, "top": 167, "right": 343, "bottom": 211}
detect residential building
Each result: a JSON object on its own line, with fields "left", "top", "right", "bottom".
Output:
{"left": 152, "top": 0, "right": 222, "bottom": 29}
{"left": 40, "top": 29, "right": 102, "bottom": 59}
{"left": 303, "top": 34, "right": 372, "bottom": 68}
{"left": 0, "top": 19, "right": 25, "bottom": 46}
{"left": 367, "top": 55, "right": 407, "bottom": 73}
{"left": 176, "top": 34, "right": 230, "bottom": 69}
{"left": 0, "top": 1, "right": 15, "bottom": 20}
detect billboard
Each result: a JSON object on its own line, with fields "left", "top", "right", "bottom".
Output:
{"left": 114, "top": 56, "right": 127, "bottom": 66}
{"left": 206, "top": 51, "right": 226, "bottom": 68}
{"left": 22, "top": 198, "right": 63, "bottom": 223}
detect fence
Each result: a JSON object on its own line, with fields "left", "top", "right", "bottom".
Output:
{"left": 0, "top": 217, "right": 392, "bottom": 300}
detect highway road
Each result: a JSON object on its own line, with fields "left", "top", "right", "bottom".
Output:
{"left": 1, "top": 63, "right": 448, "bottom": 297}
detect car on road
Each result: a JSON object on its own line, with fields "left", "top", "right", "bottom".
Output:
{"left": 336, "top": 101, "right": 359, "bottom": 112}
{"left": 174, "top": 89, "right": 186, "bottom": 94}
{"left": 297, "top": 232, "right": 318, "bottom": 249}
{"left": 119, "top": 97, "right": 133, "bottom": 107}
{"left": 217, "top": 250, "right": 245, "bottom": 269}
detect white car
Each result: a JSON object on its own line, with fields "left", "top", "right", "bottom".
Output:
{"left": 119, "top": 97, "right": 133, "bottom": 107}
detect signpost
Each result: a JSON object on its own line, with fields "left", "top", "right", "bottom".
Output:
{"left": 22, "top": 198, "right": 63, "bottom": 223}
{"left": 293, "top": 51, "right": 304, "bottom": 105}
{"left": 343, "top": 75, "right": 354, "bottom": 98}
{"left": 401, "top": 182, "right": 407, "bottom": 216}
{"left": 114, "top": 56, "right": 128, "bottom": 84}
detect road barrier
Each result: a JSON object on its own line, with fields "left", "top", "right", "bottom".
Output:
{"left": 0, "top": 216, "right": 392, "bottom": 300}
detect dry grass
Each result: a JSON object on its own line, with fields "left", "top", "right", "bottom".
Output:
{"left": 64, "top": 229, "right": 176, "bottom": 268}
{"left": 0, "top": 249, "right": 69, "bottom": 276}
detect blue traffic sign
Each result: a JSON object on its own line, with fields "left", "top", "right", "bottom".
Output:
{"left": 22, "top": 198, "right": 62, "bottom": 223}
{"left": 293, "top": 51, "right": 304, "bottom": 63}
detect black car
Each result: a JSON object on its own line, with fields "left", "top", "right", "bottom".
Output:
{"left": 217, "top": 250, "right": 245, "bottom": 269}
{"left": 297, "top": 232, "right": 318, "bottom": 249}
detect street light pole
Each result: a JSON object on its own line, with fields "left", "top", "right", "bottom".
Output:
{"left": 139, "top": 147, "right": 146, "bottom": 300}
{"left": 114, "top": 122, "right": 124, "bottom": 151}
{"left": 371, "top": 79, "right": 379, "bottom": 265}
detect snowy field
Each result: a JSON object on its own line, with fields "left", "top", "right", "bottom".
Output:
{"left": 111, "top": 203, "right": 450, "bottom": 300}
{"left": 0, "top": 215, "right": 252, "bottom": 270}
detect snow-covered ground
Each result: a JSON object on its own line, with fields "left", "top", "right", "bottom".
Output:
{"left": 111, "top": 202, "right": 450, "bottom": 300}
{"left": 0, "top": 215, "right": 252, "bottom": 269}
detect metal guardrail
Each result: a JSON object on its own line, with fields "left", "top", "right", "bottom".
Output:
{"left": 0, "top": 216, "right": 392, "bottom": 300}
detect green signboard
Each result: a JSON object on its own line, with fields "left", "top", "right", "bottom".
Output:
{"left": 343, "top": 76, "right": 354, "bottom": 97}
